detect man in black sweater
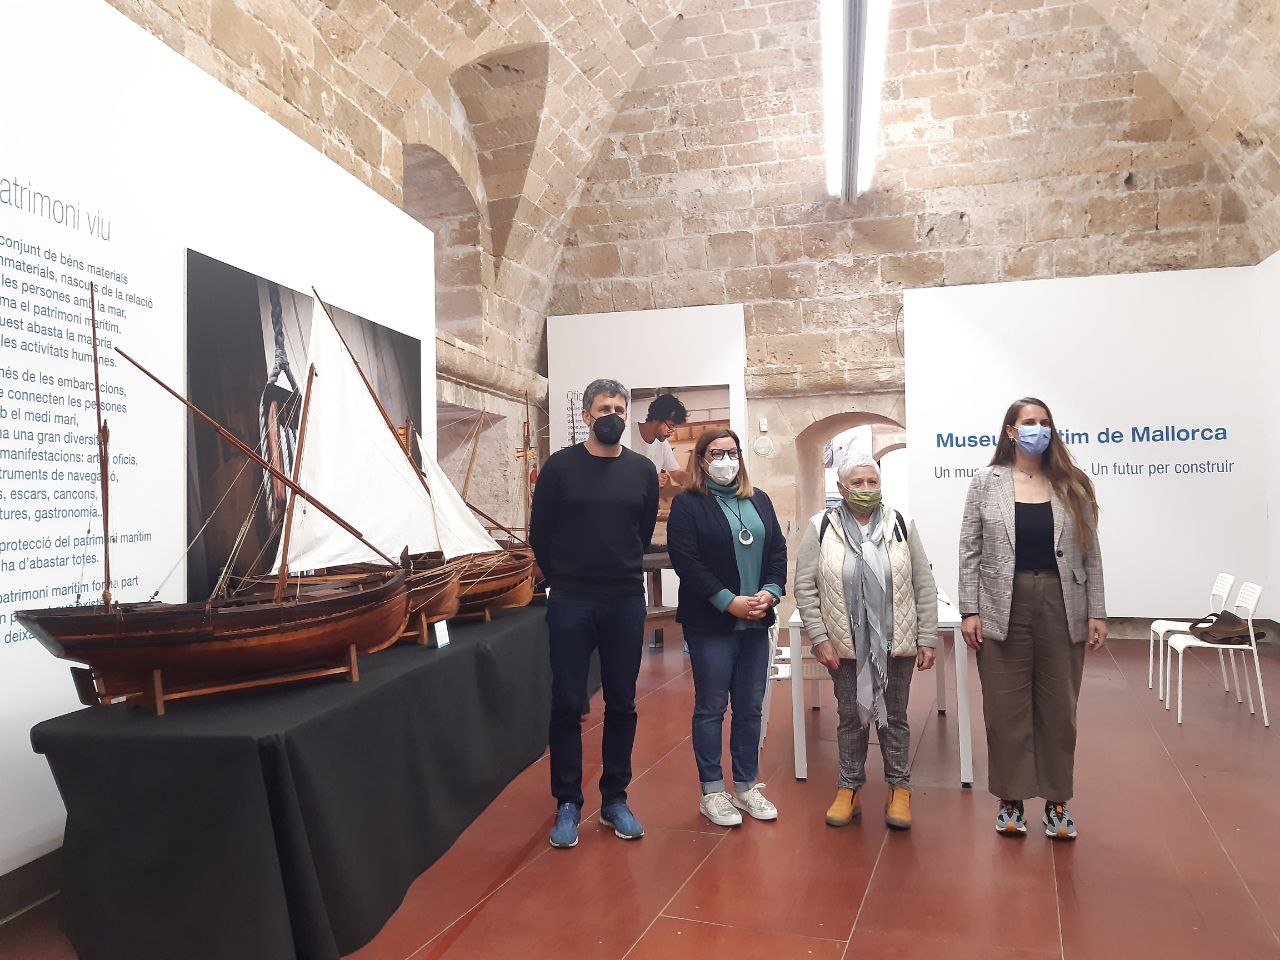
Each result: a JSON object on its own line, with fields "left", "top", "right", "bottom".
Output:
{"left": 530, "top": 378, "right": 659, "bottom": 849}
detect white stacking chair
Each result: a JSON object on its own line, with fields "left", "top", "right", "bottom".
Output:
{"left": 760, "top": 624, "right": 779, "bottom": 751}
{"left": 1149, "top": 573, "right": 1235, "bottom": 701}
{"left": 1166, "top": 581, "right": 1268, "bottom": 727}
{"left": 778, "top": 616, "right": 829, "bottom": 783}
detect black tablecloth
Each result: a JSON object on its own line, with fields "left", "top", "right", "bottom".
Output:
{"left": 30, "top": 606, "right": 550, "bottom": 960}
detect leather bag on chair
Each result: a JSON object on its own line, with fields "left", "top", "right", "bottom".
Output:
{"left": 1187, "top": 610, "right": 1265, "bottom": 643}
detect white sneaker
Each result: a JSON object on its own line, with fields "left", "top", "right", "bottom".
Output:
{"left": 731, "top": 784, "right": 778, "bottom": 821}
{"left": 700, "top": 791, "right": 743, "bottom": 827}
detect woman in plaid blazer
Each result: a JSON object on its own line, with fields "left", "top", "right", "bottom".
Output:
{"left": 958, "top": 397, "right": 1107, "bottom": 841}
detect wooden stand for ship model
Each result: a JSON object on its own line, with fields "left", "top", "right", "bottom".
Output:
{"left": 136, "top": 645, "right": 360, "bottom": 717}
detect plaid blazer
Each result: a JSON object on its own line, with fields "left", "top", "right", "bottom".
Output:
{"left": 957, "top": 466, "right": 1106, "bottom": 644}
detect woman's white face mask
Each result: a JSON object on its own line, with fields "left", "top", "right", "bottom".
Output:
{"left": 705, "top": 457, "right": 740, "bottom": 485}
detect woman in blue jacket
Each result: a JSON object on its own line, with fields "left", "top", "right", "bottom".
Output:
{"left": 667, "top": 428, "right": 787, "bottom": 827}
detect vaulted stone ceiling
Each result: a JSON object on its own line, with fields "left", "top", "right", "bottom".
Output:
{"left": 1088, "top": 0, "right": 1280, "bottom": 253}
{"left": 391, "top": 0, "right": 692, "bottom": 361}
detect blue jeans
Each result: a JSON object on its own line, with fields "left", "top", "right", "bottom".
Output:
{"left": 687, "top": 626, "right": 770, "bottom": 794}
{"left": 547, "top": 591, "right": 647, "bottom": 808}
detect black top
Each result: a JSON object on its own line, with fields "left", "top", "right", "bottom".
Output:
{"left": 1014, "top": 501, "right": 1056, "bottom": 571}
{"left": 666, "top": 489, "right": 788, "bottom": 633}
{"left": 529, "top": 443, "right": 659, "bottom": 595}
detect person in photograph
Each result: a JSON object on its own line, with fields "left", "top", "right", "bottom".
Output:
{"left": 667, "top": 429, "right": 786, "bottom": 827}
{"left": 632, "top": 392, "right": 690, "bottom": 491}
{"left": 958, "top": 396, "right": 1107, "bottom": 841}
{"left": 530, "top": 379, "right": 660, "bottom": 849}
{"left": 794, "top": 452, "right": 937, "bottom": 831}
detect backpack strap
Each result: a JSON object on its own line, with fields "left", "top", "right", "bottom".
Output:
{"left": 820, "top": 509, "right": 906, "bottom": 542}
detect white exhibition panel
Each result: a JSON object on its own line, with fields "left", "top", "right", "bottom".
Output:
{"left": 1258, "top": 250, "right": 1280, "bottom": 612}
{"left": 0, "top": 1, "right": 435, "bottom": 873}
{"left": 546, "top": 304, "right": 748, "bottom": 451}
{"left": 905, "top": 268, "right": 1265, "bottom": 620}
{"left": 546, "top": 304, "right": 749, "bottom": 603}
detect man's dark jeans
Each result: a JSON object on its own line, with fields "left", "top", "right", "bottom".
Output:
{"left": 547, "top": 591, "right": 647, "bottom": 808}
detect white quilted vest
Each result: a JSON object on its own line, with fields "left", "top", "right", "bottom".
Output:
{"left": 812, "top": 510, "right": 918, "bottom": 660}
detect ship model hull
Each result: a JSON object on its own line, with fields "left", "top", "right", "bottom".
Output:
{"left": 15, "top": 569, "right": 409, "bottom": 710}
{"left": 253, "top": 555, "right": 463, "bottom": 644}
{"left": 453, "top": 547, "right": 536, "bottom": 619}
{"left": 396, "top": 557, "right": 462, "bottom": 641}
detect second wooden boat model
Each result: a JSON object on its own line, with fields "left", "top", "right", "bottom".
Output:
{"left": 297, "top": 290, "right": 535, "bottom": 626}
{"left": 403, "top": 430, "right": 536, "bottom": 621}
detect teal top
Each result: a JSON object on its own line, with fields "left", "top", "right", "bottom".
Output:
{"left": 706, "top": 480, "right": 784, "bottom": 630}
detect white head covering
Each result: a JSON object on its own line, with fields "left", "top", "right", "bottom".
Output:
{"left": 836, "top": 451, "right": 880, "bottom": 485}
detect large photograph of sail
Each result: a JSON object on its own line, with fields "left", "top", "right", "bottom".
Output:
{"left": 185, "top": 250, "right": 422, "bottom": 600}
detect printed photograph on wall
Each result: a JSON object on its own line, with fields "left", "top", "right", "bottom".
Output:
{"left": 184, "top": 250, "right": 422, "bottom": 600}
{"left": 628, "top": 384, "right": 731, "bottom": 544}
{"left": 562, "top": 388, "right": 588, "bottom": 449}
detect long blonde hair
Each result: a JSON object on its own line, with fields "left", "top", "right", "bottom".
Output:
{"left": 684, "top": 427, "right": 755, "bottom": 499}
{"left": 990, "top": 397, "right": 1098, "bottom": 551}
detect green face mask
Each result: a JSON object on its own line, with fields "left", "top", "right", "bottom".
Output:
{"left": 843, "top": 489, "right": 882, "bottom": 512}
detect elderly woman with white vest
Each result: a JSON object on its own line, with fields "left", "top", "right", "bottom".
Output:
{"left": 793, "top": 452, "right": 937, "bottom": 830}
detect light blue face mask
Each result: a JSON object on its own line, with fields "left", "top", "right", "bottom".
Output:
{"left": 1016, "top": 424, "right": 1052, "bottom": 456}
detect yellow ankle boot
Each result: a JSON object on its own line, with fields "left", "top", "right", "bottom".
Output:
{"left": 825, "top": 788, "right": 861, "bottom": 826}
{"left": 885, "top": 787, "right": 912, "bottom": 830}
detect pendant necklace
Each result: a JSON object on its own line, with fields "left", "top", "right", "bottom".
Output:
{"left": 718, "top": 495, "right": 755, "bottom": 546}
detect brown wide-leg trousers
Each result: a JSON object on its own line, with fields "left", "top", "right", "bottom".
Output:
{"left": 976, "top": 570, "right": 1086, "bottom": 802}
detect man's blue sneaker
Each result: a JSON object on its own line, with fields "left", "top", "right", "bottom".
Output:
{"left": 599, "top": 802, "right": 645, "bottom": 840}
{"left": 550, "top": 803, "right": 580, "bottom": 848}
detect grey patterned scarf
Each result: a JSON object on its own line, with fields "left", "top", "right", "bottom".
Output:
{"left": 835, "top": 503, "right": 893, "bottom": 728}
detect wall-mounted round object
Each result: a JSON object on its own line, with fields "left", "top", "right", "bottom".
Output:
{"left": 753, "top": 435, "right": 775, "bottom": 458}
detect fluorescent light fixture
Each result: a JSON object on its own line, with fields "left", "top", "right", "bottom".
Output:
{"left": 820, "top": 0, "right": 848, "bottom": 198}
{"left": 821, "top": 0, "right": 891, "bottom": 200}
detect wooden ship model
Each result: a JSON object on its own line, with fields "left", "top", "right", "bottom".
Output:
{"left": 15, "top": 287, "right": 412, "bottom": 714}
{"left": 15, "top": 285, "right": 537, "bottom": 714}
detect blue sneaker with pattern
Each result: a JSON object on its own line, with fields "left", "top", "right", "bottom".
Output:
{"left": 600, "top": 802, "right": 645, "bottom": 840}
{"left": 995, "top": 799, "right": 1027, "bottom": 836}
{"left": 1043, "top": 802, "right": 1077, "bottom": 840}
{"left": 550, "top": 802, "right": 580, "bottom": 849}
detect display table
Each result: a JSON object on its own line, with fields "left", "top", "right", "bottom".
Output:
{"left": 30, "top": 606, "right": 550, "bottom": 960}
{"left": 642, "top": 551, "right": 677, "bottom": 648}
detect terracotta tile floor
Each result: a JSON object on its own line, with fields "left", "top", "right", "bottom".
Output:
{"left": 3, "top": 634, "right": 1279, "bottom": 960}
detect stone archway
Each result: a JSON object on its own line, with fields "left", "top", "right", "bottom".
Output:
{"left": 874, "top": 439, "right": 906, "bottom": 459}
{"left": 794, "top": 412, "right": 906, "bottom": 532}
